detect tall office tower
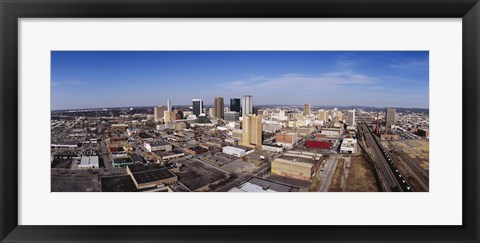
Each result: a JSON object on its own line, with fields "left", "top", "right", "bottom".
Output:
{"left": 252, "top": 107, "right": 259, "bottom": 115}
{"left": 230, "top": 98, "right": 241, "bottom": 112}
{"left": 242, "top": 95, "right": 253, "bottom": 117}
{"left": 348, "top": 109, "right": 356, "bottom": 126}
{"left": 175, "top": 110, "right": 184, "bottom": 120}
{"left": 208, "top": 108, "right": 214, "bottom": 117}
{"left": 224, "top": 111, "right": 240, "bottom": 122}
{"left": 317, "top": 109, "right": 327, "bottom": 122}
{"left": 167, "top": 99, "right": 171, "bottom": 112}
{"left": 337, "top": 111, "right": 343, "bottom": 122}
{"left": 304, "top": 103, "right": 311, "bottom": 116}
{"left": 242, "top": 114, "right": 263, "bottom": 149}
{"left": 386, "top": 108, "right": 396, "bottom": 129}
{"left": 154, "top": 106, "right": 168, "bottom": 122}
{"left": 164, "top": 111, "right": 176, "bottom": 124}
{"left": 192, "top": 99, "right": 203, "bottom": 116}
{"left": 214, "top": 97, "right": 225, "bottom": 118}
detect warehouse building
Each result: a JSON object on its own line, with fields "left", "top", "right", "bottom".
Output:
{"left": 222, "top": 146, "right": 248, "bottom": 157}
{"left": 271, "top": 151, "right": 323, "bottom": 181}
{"left": 127, "top": 164, "right": 177, "bottom": 190}
{"left": 79, "top": 156, "right": 99, "bottom": 169}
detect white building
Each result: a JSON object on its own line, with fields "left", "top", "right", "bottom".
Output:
{"left": 242, "top": 95, "right": 253, "bottom": 116}
{"left": 222, "top": 146, "right": 247, "bottom": 157}
{"left": 79, "top": 156, "right": 99, "bottom": 169}
{"left": 348, "top": 109, "right": 356, "bottom": 126}
{"left": 144, "top": 140, "right": 172, "bottom": 153}
{"left": 261, "top": 144, "right": 284, "bottom": 153}
{"left": 340, "top": 138, "right": 357, "bottom": 154}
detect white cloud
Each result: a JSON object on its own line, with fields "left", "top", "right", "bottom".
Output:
{"left": 51, "top": 80, "right": 85, "bottom": 86}
{"left": 389, "top": 59, "right": 428, "bottom": 69}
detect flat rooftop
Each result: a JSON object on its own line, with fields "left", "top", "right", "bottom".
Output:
{"left": 149, "top": 140, "right": 171, "bottom": 146}
{"left": 127, "top": 163, "right": 164, "bottom": 173}
{"left": 132, "top": 167, "right": 176, "bottom": 184}
{"left": 232, "top": 177, "right": 299, "bottom": 192}
{"left": 275, "top": 156, "right": 316, "bottom": 166}
{"left": 101, "top": 175, "right": 137, "bottom": 192}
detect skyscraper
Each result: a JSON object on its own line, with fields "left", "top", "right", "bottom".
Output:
{"left": 304, "top": 103, "right": 311, "bottom": 116}
{"left": 214, "top": 97, "right": 225, "bottom": 118}
{"left": 386, "top": 108, "right": 396, "bottom": 129}
{"left": 224, "top": 111, "right": 240, "bottom": 122}
{"left": 192, "top": 99, "right": 203, "bottom": 116}
{"left": 167, "top": 99, "right": 171, "bottom": 112}
{"left": 230, "top": 98, "right": 241, "bottom": 113}
{"left": 164, "top": 111, "right": 176, "bottom": 124}
{"left": 242, "top": 114, "right": 263, "bottom": 149}
{"left": 337, "top": 111, "right": 343, "bottom": 122}
{"left": 348, "top": 109, "right": 356, "bottom": 126}
{"left": 317, "top": 109, "right": 327, "bottom": 122}
{"left": 154, "top": 106, "right": 168, "bottom": 122}
{"left": 242, "top": 95, "right": 253, "bottom": 117}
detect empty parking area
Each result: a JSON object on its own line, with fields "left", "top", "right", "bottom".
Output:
{"left": 175, "top": 159, "right": 228, "bottom": 191}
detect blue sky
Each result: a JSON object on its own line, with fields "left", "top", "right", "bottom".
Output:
{"left": 51, "top": 51, "right": 429, "bottom": 110}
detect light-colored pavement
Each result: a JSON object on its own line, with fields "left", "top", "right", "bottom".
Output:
{"left": 319, "top": 154, "right": 339, "bottom": 192}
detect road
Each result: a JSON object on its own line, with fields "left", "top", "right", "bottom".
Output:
{"left": 319, "top": 154, "right": 339, "bottom": 192}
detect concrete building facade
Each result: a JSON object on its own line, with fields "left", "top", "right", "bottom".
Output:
{"left": 214, "top": 97, "right": 225, "bottom": 118}
{"left": 242, "top": 114, "right": 262, "bottom": 148}
{"left": 242, "top": 95, "right": 253, "bottom": 116}
{"left": 386, "top": 108, "right": 396, "bottom": 129}
{"left": 304, "top": 103, "right": 311, "bottom": 116}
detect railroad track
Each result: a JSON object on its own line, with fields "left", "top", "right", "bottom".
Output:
{"left": 359, "top": 123, "right": 413, "bottom": 192}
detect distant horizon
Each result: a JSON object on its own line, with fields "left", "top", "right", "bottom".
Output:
{"left": 51, "top": 103, "right": 429, "bottom": 112}
{"left": 51, "top": 51, "right": 429, "bottom": 110}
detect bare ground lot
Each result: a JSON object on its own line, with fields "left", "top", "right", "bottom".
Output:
{"left": 381, "top": 139, "right": 429, "bottom": 192}
{"left": 328, "top": 158, "right": 345, "bottom": 192}
{"left": 222, "top": 155, "right": 266, "bottom": 174}
{"left": 329, "top": 153, "right": 378, "bottom": 192}
{"left": 347, "top": 155, "right": 378, "bottom": 192}
{"left": 175, "top": 159, "right": 228, "bottom": 191}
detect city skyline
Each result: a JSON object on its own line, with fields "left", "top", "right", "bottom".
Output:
{"left": 51, "top": 51, "right": 429, "bottom": 110}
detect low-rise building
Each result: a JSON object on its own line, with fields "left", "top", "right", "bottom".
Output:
{"left": 261, "top": 144, "right": 284, "bottom": 153}
{"left": 144, "top": 140, "right": 172, "bottom": 152}
{"left": 340, "top": 137, "right": 357, "bottom": 154}
{"left": 155, "top": 150, "right": 185, "bottom": 161}
{"left": 297, "top": 126, "right": 315, "bottom": 136}
{"left": 79, "top": 156, "right": 99, "bottom": 169}
{"left": 222, "top": 146, "right": 247, "bottom": 157}
{"left": 321, "top": 127, "right": 342, "bottom": 138}
{"left": 127, "top": 164, "right": 177, "bottom": 190}
{"left": 271, "top": 151, "right": 322, "bottom": 181}
{"left": 275, "top": 132, "right": 298, "bottom": 148}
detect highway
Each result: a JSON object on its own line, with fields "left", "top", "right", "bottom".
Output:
{"left": 358, "top": 122, "right": 412, "bottom": 192}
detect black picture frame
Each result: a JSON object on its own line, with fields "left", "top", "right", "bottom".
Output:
{"left": 1, "top": 0, "right": 479, "bottom": 242}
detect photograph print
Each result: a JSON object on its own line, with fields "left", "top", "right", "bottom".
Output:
{"left": 50, "top": 51, "right": 429, "bottom": 192}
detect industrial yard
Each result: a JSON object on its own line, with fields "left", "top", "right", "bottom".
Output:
{"left": 381, "top": 139, "right": 429, "bottom": 192}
